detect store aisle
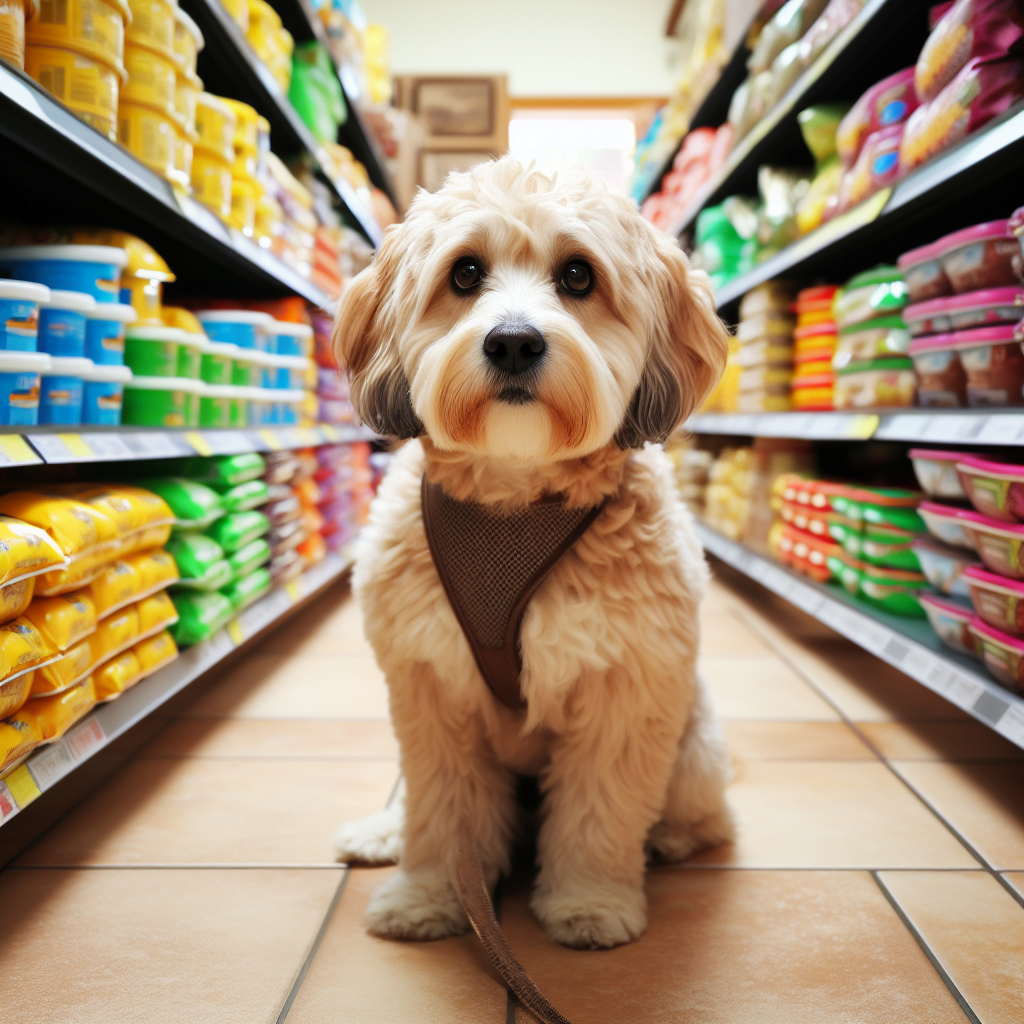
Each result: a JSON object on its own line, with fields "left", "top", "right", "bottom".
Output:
{"left": 1, "top": 568, "right": 1022, "bottom": 1023}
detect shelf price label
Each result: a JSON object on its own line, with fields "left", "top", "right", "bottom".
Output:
{"left": 0, "top": 434, "right": 42, "bottom": 466}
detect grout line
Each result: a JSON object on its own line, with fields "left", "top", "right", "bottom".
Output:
{"left": 872, "top": 872, "right": 982, "bottom": 1024}
{"left": 277, "top": 867, "right": 351, "bottom": 1024}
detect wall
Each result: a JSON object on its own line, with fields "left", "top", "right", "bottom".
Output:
{"left": 360, "top": 0, "right": 678, "bottom": 97}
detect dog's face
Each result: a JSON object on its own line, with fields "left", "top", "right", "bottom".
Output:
{"left": 334, "top": 157, "right": 728, "bottom": 463}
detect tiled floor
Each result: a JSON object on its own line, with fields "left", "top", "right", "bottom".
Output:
{"left": 1, "top": 564, "right": 1022, "bottom": 1022}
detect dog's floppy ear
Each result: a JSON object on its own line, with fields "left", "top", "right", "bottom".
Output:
{"left": 615, "top": 233, "right": 729, "bottom": 449}
{"left": 333, "top": 228, "right": 423, "bottom": 439}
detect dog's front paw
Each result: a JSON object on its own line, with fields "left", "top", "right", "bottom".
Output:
{"left": 365, "top": 868, "right": 469, "bottom": 941}
{"left": 531, "top": 882, "right": 647, "bottom": 949}
{"left": 334, "top": 806, "right": 404, "bottom": 865}
{"left": 646, "top": 807, "right": 736, "bottom": 864}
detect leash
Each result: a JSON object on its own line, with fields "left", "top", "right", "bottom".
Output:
{"left": 455, "top": 815, "right": 575, "bottom": 1024}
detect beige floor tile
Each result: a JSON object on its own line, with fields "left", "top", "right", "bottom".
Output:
{"left": 699, "top": 612, "right": 773, "bottom": 655}
{"left": 182, "top": 652, "right": 390, "bottom": 720}
{"left": 143, "top": 717, "right": 399, "bottom": 760}
{"left": 859, "top": 720, "right": 1024, "bottom": 761}
{"left": 1003, "top": 872, "right": 1024, "bottom": 899}
{"left": 501, "top": 869, "right": 966, "bottom": 1024}
{"left": 259, "top": 590, "right": 372, "bottom": 656}
{"left": 286, "top": 867, "right": 506, "bottom": 1024}
{"left": 691, "top": 760, "right": 977, "bottom": 868}
{"left": 17, "top": 756, "right": 398, "bottom": 866}
{"left": 891, "top": 761, "right": 1024, "bottom": 869}
{"left": 701, "top": 655, "right": 840, "bottom": 721}
{"left": 723, "top": 721, "right": 875, "bottom": 760}
{"left": 0, "top": 867, "right": 341, "bottom": 1024}
{"left": 880, "top": 871, "right": 1024, "bottom": 1024}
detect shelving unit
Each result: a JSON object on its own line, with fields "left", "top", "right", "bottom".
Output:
{"left": 0, "top": 61, "right": 333, "bottom": 305}
{"left": 0, "top": 424, "right": 375, "bottom": 469}
{"left": 687, "top": 409, "right": 1024, "bottom": 446}
{"left": 180, "top": 0, "right": 383, "bottom": 245}
{"left": 0, "top": 550, "right": 353, "bottom": 863}
{"left": 697, "top": 524, "right": 1024, "bottom": 750}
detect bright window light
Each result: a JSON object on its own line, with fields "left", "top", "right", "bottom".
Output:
{"left": 508, "top": 118, "right": 637, "bottom": 195}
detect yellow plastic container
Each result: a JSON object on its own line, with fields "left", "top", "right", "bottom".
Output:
{"left": 191, "top": 149, "right": 231, "bottom": 218}
{"left": 25, "top": 42, "right": 120, "bottom": 140}
{"left": 117, "top": 98, "right": 176, "bottom": 178}
{"left": 169, "top": 122, "right": 193, "bottom": 190}
{"left": 221, "top": 96, "right": 258, "bottom": 155}
{"left": 194, "top": 91, "right": 235, "bottom": 162}
{"left": 26, "top": 0, "right": 127, "bottom": 70}
{"left": 173, "top": 67, "right": 200, "bottom": 130}
{"left": 232, "top": 147, "right": 257, "bottom": 180}
{"left": 0, "top": 0, "right": 39, "bottom": 71}
{"left": 122, "top": 40, "right": 176, "bottom": 114}
{"left": 227, "top": 175, "right": 259, "bottom": 236}
{"left": 125, "top": 0, "right": 173, "bottom": 59}
{"left": 254, "top": 191, "right": 282, "bottom": 247}
{"left": 172, "top": 4, "right": 201, "bottom": 77}
{"left": 219, "top": 0, "right": 247, "bottom": 34}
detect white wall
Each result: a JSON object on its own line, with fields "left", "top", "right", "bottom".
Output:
{"left": 360, "top": 0, "right": 677, "bottom": 97}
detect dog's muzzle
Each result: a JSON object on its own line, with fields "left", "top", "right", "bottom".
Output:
{"left": 483, "top": 324, "right": 545, "bottom": 376}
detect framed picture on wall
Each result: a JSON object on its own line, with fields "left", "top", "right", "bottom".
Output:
{"left": 413, "top": 79, "right": 495, "bottom": 137}
{"left": 417, "top": 150, "right": 497, "bottom": 193}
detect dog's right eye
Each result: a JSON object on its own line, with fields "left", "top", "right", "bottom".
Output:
{"left": 451, "top": 257, "right": 484, "bottom": 293}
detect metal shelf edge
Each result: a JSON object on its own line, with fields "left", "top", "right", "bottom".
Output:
{"left": 0, "top": 552, "right": 354, "bottom": 827}
{"left": 696, "top": 523, "right": 1024, "bottom": 749}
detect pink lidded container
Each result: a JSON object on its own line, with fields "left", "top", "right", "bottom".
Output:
{"left": 903, "top": 296, "right": 953, "bottom": 337}
{"left": 898, "top": 237, "right": 951, "bottom": 303}
{"left": 919, "top": 592, "right": 977, "bottom": 656}
{"left": 937, "top": 220, "right": 1020, "bottom": 294}
{"left": 956, "top": 455, "right": 1024, "bottom": 523}
{"left": 908, "top": 333, "right": 966, "bottom": 407}
{"left": 945, "top": 287, "right": 1023, "bottom": 331}
{"left": 908, "top": 449, "right": 969, "bottom": 500}
{"left": 952, "top": 324, "right": 1024, "bottom": 407}
{"left": 967, "top": 617, "right": 1024, "bottom": 694}
{"left": 964, "top": 565, "right": 1024, "bottom": 637}
{"left": 958, "top": 510, "right": 1024, "bottom": 580}
{"left": 918, "top": 500, "right": 979, "bottom": 550}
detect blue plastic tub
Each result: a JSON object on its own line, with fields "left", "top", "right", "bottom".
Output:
{"left": 269, "top": 320, "right": 313, "bottom": 357}
{"left": 0, "top": 350, "right": 51, "bottom": 425}
{"left": 39, "top": 356, "right": 93, "bottom": 424}
{"left": 0, "top": 280, "right": 50, "bottom": 351}
{"left": 80, "top": 362, "right": 132, "bottom": 425}
{"left": 0, "top": 244, "right": 128, "bottom": 303}
{"left": 38, "top": 290, "right": 96, "bottom": 357}
{"left": 195, "top": 310, "right": 273, "bottom": 351}
{"left": 85, "top": 302, "right": 137, "bottom": 365}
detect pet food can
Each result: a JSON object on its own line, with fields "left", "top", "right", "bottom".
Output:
{"left": 39, "top": 355, "right": 92, "bottom": 424}
{"left": 124, "top": 325, "right": 185, "bottom": 376}
{"left": 194, "top": 91, "right": 236, "bottom": 163}
{"left": 121, "top": 373, "right": 191, "bottom": 426}
{"left": 0, "top": 350, "right": 50, "bottom": 425}
{"left": 199, "top": 340, "right": 237, "bottom": 385}
{"left": 0, "top": 243, "right": 126, "bottom": 303}
{"left": 196, "top": 310, "right": 273, "bottom": 351}
{"left": 190, "top": 149, "right": 232, "bottom": 218}
{"left": 174, "top": 67, "right": 201, "bottom": 132}
{"left": 908, "top": 334, "right": 966, "bottom": 407}
{"left": 79, "top": 361, "right": 132, "bottom": 424}
{"left": 0, "top": 280, "right": 49, "bottom": 351}
{"left": 37, "top": 289, "right": 95, "bottom": 357}
{"left": 25, "top": 0, "right": 129, "bottom": 70}
{"left": 268, "top": 320, "right": 313, "bottom": 357}
{"left": 945, "top": 287, "right": 1024, "bottom": 331}
{"left": 121, "top": 40, "right": 177, "bottom": 114}
{"left": 954, "top": 325, "right": 1024, "bottom": 406}
{"left": 898, "top": 237, "right": 950, "bottom": 303}
{"left": 175, "top": 331, "right": 207, "bottom": 379}
{"left": 84, "top": 300, "right": 136, "bottom": 364}
{"left": 125, "top": 0, "right": 174, "bottom": 59}
{"left": 902, "top": 297, "right": 953, "bottom": 337}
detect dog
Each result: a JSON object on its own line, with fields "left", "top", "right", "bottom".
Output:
{"left": 332, "top": 156, "right": 734, "bottom": 953}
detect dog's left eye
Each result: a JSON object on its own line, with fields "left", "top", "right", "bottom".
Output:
{"left": 451, "top": 257, "right": 484, "bottom": 293}
{"left": 559, "top": 260, "right": 594, "bottom": 296}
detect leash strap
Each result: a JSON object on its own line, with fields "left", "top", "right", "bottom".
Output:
{"left": 421, "top": 475, "right": 605, "bottom": 712}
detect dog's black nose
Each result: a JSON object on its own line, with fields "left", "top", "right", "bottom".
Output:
{"left": 483, "top": 325, "right": 545, "bottom": 375}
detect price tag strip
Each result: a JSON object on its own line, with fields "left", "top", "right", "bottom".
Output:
{"left": 696, "top": 524, "right": 1024, "bottom": 750}
{"left": 0, "top": 552, "right": 353, "bottom": 826}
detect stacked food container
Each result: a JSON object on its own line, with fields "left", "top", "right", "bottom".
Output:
{"left": 790, "top": 285, "right": 838, "bottom": 411}
{"left": 734, "top": 281, "right": 795, "bottom": 413}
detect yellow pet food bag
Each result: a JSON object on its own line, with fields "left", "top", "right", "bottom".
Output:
{"left": 0, "top": 714, "right": 43, "bottom": 774}
{"left": 0, "top": 617, "right": 58, "bottom": 681}
{"left": 0, "top": 578, "right": 36, "bottom": 628}
{"left": 86, "top": 547, "right": 179, "bottom": 618}
{"left": 133, "top": 628, "right": 177, "bottom": 675}
{"left": 136, "top": 589, "right": 177, "bottom": 637}
{"left": 23, "top": 591, "right": 97, "bottom": 651}
{"left": 32, "top": 637, "right": 92, "bottom": 696}
{"left": 0, "top": 491, "right": 119, "bottom": 595}
{"left": 0, "top": 514, "right": 68, "bottom": 596}
{"left": 92, "top": 649, "right": 141, "bottom": 701}
{"left": 0, "top": 671, "right": 34, "bottom": 719}
{"left": 20, "top": 676, "right": 97, "bottom": 741}
{"left": 89, "top": 604, "right": 140, "bottom": 667}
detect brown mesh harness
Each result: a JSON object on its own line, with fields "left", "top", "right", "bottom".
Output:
{"left": 421, "top": 475, "right": 606, "bottom": 712}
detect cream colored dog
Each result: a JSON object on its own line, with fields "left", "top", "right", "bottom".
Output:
{"left": 333, "top": 156, "right": 734, "bottom": 950}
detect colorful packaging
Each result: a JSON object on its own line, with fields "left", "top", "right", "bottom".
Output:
{"left": 133, "top": 629, "right": 177, "bottom": 675}
{"left": 22, "top": 591, "right": 96, "bottom": 651}
{"left": 19, "top": 676, "right": 97, "bottom": 740}
{"left": 898, "top": 239, "right": 952, "bottom": 303}
{"left": 960, "top": 512, "right": 1024, "bottom": 579}
{"left": 919, "top": 593, "right": 977, "bottom": 655}
{"left": 178, "top": 452, "right": 265, "bottom": 487}
{"left": 954, "top": 325, "right": 1024, "bottom": 406}
{"left": 165, "top": 533, "right": 231, "bottom": 591}
{"left": 914, "top": 0, "right": 1024, "bottom": 103}
{"left": 914, "top": 537, "right": 979, "bottom": 599}
{"left": 833, "top": 266, "right": 908, "bottom": 328}
{"left": 139, "top": 477, "right": 224, "bottom": 529}
{"left": 909, "top": 449, "right": 970, "bottom": 500}
{"left": 937, "top": 221, "right": 1020, "bottom": 294}
{"left": 0, "top": 617, "right": 57, "bottom": 681}
{"left": 965, "top": 565, "right": 1024, "bottom": 637}
{"left": 0, "top": 515, "right": 68, "bottom": 595}
{"left": 92, "top": 650, "right": 142, "bottom": 703}
{"left": 0, "top": 578, "right": 35, "bottom": 630}
{"left": 170, "top": 589, "right": 234, "bottom": 646}
{"left": 908, "top": 334, "right": 967, "bottom": 407}
{"left": 31, "top": 637, "right": 93, "bottom": 696}
{"left": 135, "top": 590, "right": 178, "bottom": 637}
{"left": 227, "top": 537, "right": 271, "bottom": 580}
{"left": 835, "top": 123, "right": 903, "bottom": 215}
{"left": 956, "top": 456, "right": 1024, "bottom": 522}
{"left": 919, "top": 500, "right": 977, "bottom": 549}
{"left": 0, "top": 711, "right": 43, "bottom": 773}
{"left": 833, "top": 357, "right": 916, "bottom": 408}
{"left": 89, "top": 604, "right": 140, "bottom": 667}
{"left": 86, "top": 547, "right": 179, "bottom": 619}
{"left": 214, "top": 478, "right": 270, "bottom": 513}
{"left": 0, "top": 671, "right": 33, "bottom": 719}
{"left": 206, "top": 510, "right": 270, "bottom": 553}
{"left": 833, "top": 316, "right": 910, "bottom": 366}
{"left": 222, "top": 566, "right": 271, "bottom": 612}
{"left": 968, "top": 617, "right": 1024, "bottom": 692}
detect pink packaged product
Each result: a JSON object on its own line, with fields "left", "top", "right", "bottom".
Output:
{"left": 953, "top": 323, "right": 1024, "bottom": 406}
{"left": 835, "top": 123, "right": 904, "bottom": 214}
{"left": 956, "top": 455, "right": 1024, "bottom": 522}
{"left": 903, "top": 297, "right": 953, "bottom": 337}
{"left": 964, "top": 564, "right": 1024, "bottom": 636}
{"left": 919, "top": 592, "right": 977, "bottom": 655}
{"left": 900, "top": 54, "right": 1024, "bottom": 174}
{"left": 968, "top": 616, "right": 1024, "bottom": 692}
{"left": 918, "top": 499, "right": 978, "bottom": 548}
{"left": 958, "top": 510, "right": 1024, "bottom": 579}
{"left": 908, "top": 448, "right": 970, "bottom": 499}
{"left": 898, "top": 238, "right": 952, "bottom": 303}
{"left": 938, "top": 220, "right": 1021, "bottom": 293}
{"left": 836, "top": 67, "right": 918, "bottom": 167}
{"left": 946, "top": 287, "right": 1024, "bottom": 329}
{"left": 914, "top": 0, "right": 1024, "bottom": 103}
{"left": 908, "top": 334, "right": 967, "bottom": 407}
